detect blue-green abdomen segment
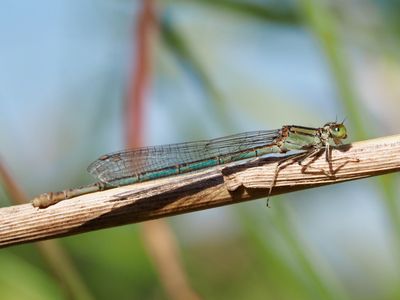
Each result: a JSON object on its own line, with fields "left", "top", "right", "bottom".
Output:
{"left": 87, "top": 129, "right": 282, "bottom": 187}
{"left": 105, "top": 146, "right": 277, "bottom": 187}
{"left": 106, "top": 156, "right": 235, "bottom": 186}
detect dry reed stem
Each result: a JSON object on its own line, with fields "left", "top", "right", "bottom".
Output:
{"left": 0, "top": 134, "right": 399, "bottom": 248}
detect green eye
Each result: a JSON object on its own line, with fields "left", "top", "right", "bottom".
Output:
{"left": 331, "top": 124, "right": 347, "bottom": 139}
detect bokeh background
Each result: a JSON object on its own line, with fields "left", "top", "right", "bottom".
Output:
{"left": 1, "top": 1, "right": 400, "bottom": 299}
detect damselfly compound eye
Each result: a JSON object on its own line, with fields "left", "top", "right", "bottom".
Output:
{"left": 331, "top": 124, "right": 347, "bottom": 139}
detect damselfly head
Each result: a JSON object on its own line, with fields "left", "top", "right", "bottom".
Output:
{"left": 325, "top": 122, "right": 348, "bottom": 143}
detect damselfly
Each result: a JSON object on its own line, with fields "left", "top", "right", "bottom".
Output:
{"left": 32, "top": 122, "right": 352, "bottom": 208}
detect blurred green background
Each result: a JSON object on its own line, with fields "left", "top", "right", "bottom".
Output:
{"left": 1, "top": 0, "right": 400, "bottom": 299}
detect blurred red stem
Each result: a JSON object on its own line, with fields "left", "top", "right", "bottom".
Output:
{"left": 125, "top": 0, "right": 155, "bottom": 147}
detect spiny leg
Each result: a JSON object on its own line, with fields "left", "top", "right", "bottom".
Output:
{"left": 266, "top": 148, "right": 327, "bottom": 207}
{"left": 266, "top": 152, "right": 309, "bottom": 207}
{"left": 296, "top": 148, "right": 331, "bottom": 176}
{"left": 300, "top": 145, "right": 359, "bottom": 176}
{"left": 266, "top": 146, "right": 359, "bottom": 207}
{"left": 325, "top": 146, "right": 360, "bottom": 174}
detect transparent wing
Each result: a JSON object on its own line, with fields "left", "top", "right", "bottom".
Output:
{"left": 87, "top": 129, "right": 280, "bottom": 184}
